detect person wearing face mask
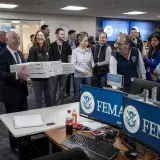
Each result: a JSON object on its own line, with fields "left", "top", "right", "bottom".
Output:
{"left": 110, "top": 34, "right": 146, "bottom": 93}
{"left": 49, "top": 28, "right": 72, "bottom": 105}
{"left": 71, "top": 32, "right": 94, "bottom": 101}
{"left": 28, "top": 30, "right": 53, "bottom": 108}
{"left": 94, "top": 32, "right": 112, "bottom": 88}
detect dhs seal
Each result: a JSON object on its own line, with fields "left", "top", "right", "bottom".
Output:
{"left": 104, "top": 25, "right": 113, "bottom": 37}
{"left": 131, "top": 56, "right": 136, "bottom": 63}
{"left": 80, "top": 92, "right": 95, "bottom": 114}
{"left": 123, "top": 105, "right": 140, "bottom": 134}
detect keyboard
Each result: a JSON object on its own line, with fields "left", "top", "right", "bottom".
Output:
{"left": 61, "top": 133, "right": 120, "bottom": 160}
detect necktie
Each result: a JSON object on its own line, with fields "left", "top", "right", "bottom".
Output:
{"left": 14, "top": 52, "right": 20, "bottom": 64}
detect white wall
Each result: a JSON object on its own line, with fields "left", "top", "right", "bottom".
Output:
{"left": 0, "top": 11, "right": 96, "bottom": 42}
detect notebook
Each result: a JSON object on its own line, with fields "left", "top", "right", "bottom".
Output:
{"left": 14, "top": 115, "right": 44, "bottom": 129}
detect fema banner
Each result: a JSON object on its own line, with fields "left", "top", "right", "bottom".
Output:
{"left": 130, "top": 21, "right": 154, "bottom": 41}
{"left": 102, "top": 20, "right": 129, "bottom": 41}
{"left": 123, "top": 97, "right": 160, "bottom": 153}
{"left": 79, "top": 85, "right": 126, "bottom": 128}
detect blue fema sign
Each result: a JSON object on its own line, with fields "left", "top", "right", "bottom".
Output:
{"left": 123, "top": 97, "right": 160, "bottom": 153}
{"left": 102, "top": 20, "right": 129, "bottom": 41}
{"left": 130, "top": 21, "right": 155, "bottom": 41}
{"left": 80, "top": 85, "right": 126, "bottom": 128}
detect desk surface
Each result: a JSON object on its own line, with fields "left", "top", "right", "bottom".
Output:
{"left": 0, "top": 103, "right": 91, "bottom": 138}
{"left": 45, "top": 127, "right": 158, "bottom": 160}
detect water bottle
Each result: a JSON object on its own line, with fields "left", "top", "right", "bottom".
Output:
{"left": 151, "top": 87, "right": 157, "bottom": 102}
{"left": 72, "top": 109, "right": 77, "bottom": 126}
{"left": 143, "top": 89, "right": 149, "bottom": 102}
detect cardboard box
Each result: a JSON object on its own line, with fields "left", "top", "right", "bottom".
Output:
{"left": 62, "top": 63, "right": 75, "bottom": 74}
{"left": 51, "top": 61, "right": 63, "bottom": 75}
{"left": 10, "top": 68, "right": 52, "bottom": 74}
{"left": 10, "top": 62, "right": 52, "bottom": 70}
{"left": 10, "top": 61, "right": 76, "bottom": 78}
{"left": 28, "top": 72, "right": 53, "bottom": 78}
{"left": 10, "top": 62, "right": 55, "bottom": 78}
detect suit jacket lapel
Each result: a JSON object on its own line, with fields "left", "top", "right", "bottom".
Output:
{"left": 6, "top": 48, "right": 17, "bottom": 65}
{"left": 17, "top": 51, "right": 25, "bottom": 63}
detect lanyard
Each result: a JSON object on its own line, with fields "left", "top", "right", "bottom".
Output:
{"left": 57, "top": 42, "right": 62, "bottom": 55}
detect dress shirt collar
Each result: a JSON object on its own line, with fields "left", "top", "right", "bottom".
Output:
{"left": 133, "top": 38, "right": 137, "bottom": 44}
{"left": 7, "top": 45, "right": 18, "bottom": 55}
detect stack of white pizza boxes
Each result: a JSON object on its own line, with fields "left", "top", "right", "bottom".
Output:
{"left": 50, "top": 61, "right": 63, "bottom": 76}
{"left": 62, "top": 63, "right": 75, "bottom": 74}
{"left": 10, "top": 61, "right": 63, "bottom": 78}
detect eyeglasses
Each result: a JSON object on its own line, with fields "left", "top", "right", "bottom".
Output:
{"left": 115, "top": 42, "right": 125, "bottom": 47}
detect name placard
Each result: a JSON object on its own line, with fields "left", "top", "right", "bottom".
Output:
{"left": 107, "top": 73, "right": 124, "bottom": 88}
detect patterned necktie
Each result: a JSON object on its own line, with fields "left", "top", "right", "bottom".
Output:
{"left": 14, "top": 52, "right": 20, "bottom": 64}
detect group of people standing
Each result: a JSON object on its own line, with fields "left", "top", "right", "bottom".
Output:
{"left": 25, "top": 25, "right": 160, "bottom": 107}
{"left": 0, "top": 24, "right": 160, "bottom": 151}
{"left": 26, "top": 26, "right": 112, "bottom": 106}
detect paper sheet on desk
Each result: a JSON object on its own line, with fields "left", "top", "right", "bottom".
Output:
{"left": 81, "top": 121, "right": 109, "bottom": 130}
{"left": 14, "top": 115, "right": 44, "bottom": 129}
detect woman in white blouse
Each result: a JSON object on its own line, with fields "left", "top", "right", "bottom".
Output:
{"left": 71, "top": 32, "right": 94, "bottom": 101}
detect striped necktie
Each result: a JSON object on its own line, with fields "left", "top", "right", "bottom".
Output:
{"left": 14, "top": 52, "right": 20, "bottom": 64}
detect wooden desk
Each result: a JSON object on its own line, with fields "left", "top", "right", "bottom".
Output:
{"left": 45, "top": 127, "right": 158, "bottom": 160}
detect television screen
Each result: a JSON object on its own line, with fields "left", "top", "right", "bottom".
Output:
{"left": 102, "top": 20, "right": 129, "bottom": 41}
{"left": 130, "top": 21, "right": 155, "bottom": 41}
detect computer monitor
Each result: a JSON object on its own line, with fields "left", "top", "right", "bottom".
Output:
{"left": 130, "top": 77, "right": 160, "bottom": 101}
{"left": 79, "top": 85, "right": 126, "bottom": 128}
{"left": 123, "top": 97, "right": 160, "bottom": 153}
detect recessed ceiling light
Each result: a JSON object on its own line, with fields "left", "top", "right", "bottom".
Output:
{"left": 61, "top": 6, "right": 88, "bottom": 11}
{"left": 157, "top": 15, "right": 160, "bottom": 17}
{"left": 11, "top": 20, "right": 20, "bottom": 24}
{"left": 0, "top": 3, "right": 18, "bottom": 9}
{"left": 123, "top": 11, "right": 146, "bottom": 15}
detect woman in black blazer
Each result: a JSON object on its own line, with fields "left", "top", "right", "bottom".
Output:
{"left": 28, "top": 30, "right": 53, "bottom": 108}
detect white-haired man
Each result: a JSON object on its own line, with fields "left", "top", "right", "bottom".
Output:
{"left": 0, "top": 31, "right": 29, "bottom": 150}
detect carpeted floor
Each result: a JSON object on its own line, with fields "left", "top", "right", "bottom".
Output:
{"left": 0, "top": 83, "right": 74, "bottom": 160}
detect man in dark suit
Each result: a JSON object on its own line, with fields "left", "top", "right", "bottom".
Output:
{"left": 0, "top": 31, "right": 29, "bottom": 149}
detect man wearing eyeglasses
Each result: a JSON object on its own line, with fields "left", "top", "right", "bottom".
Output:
{"left": 109, "top": 34, "right": 146, "bottom": 93}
